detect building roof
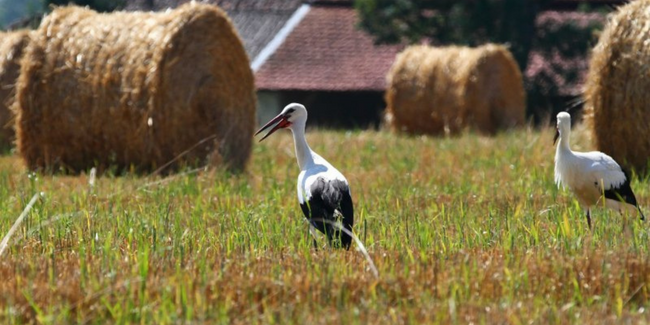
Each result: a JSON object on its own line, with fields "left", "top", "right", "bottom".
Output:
{"left": 229, "top": 7, "right": 303, "bottom": 61}
{"left": 255, "top": 4, "right": 611, "bottom": 94}
{"left": 255, "top": 6, "right": 404, "bottom": 91}
{"left": 121, "top": 1, "right": 610, "bottom": 96}
{"left": 124, "top": 0, "right": 303, "bottom": 61}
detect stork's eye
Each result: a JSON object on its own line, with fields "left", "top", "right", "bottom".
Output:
{"left": 287, "top": 108, "right": 295, "bottom": 114}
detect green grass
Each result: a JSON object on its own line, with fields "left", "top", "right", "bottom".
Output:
{"left": 1, "top": 127, "right": 650, "bottom": 324}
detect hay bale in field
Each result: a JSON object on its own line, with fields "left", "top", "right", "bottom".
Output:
{"left": 0, "top": 30, "right": 30, "bottom": 149}
{"left": 385, "top": 44, "right": 525, "bottom": 136}
{"left": 583, "top": 0, "right": 650, "bottom": 173}
{"left": 15, "top": 3, "right": 255, "bottom": 173}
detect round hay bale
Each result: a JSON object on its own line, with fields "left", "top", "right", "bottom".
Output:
{"left": 583, "top": 0, "right": 650, "bottom": 173}
{"left": 385, "top": 44, "right": 525, "bottom": 136}
{"left": 0, "top": 30, "right": 30, "bottom": 149}
{"left": 15, "top": 3, "right": 255, "bottom": 173}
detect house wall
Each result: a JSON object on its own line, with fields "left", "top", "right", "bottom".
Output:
{"left": 256, "top": 90, "right": 386, "bottom": 129}
{"left": 256, "top": 91, "right": 284, "bottom": 126}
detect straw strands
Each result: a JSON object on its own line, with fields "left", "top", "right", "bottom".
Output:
{"left": 0, "top": 30, "right": 30, "bottom": 148}
{"left": 385, "top": 44, "right": 525, "bottom": 136}
{"left": 583, "top": 0, "right": 650, "bottom": 173}
{"left": 15, "top": 3, "right": 256, "bottom": 173}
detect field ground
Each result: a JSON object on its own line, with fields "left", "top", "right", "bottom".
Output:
{"left": 1, "top": 127, "right": 650, "bottom": 324}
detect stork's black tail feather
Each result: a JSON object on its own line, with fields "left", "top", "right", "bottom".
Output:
{"left": 604, "top": 168, "right": 640, "bottom": 207}
{"left": 606, "top": 168, "right": 645, "bottom": 221}
{"left": 622, "top": 169, "right": 645, "bottom": 221}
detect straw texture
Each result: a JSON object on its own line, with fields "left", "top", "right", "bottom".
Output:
{"left": 0, "top": 30, "right": 30, "bottom": 148}
{"left": 385, "top": 44, "right": 525, "bottom": 136}
{"left": 584, "top": 0, "right": 650, "bottom": 173}
{"left": 15, "top": 3, "right": 255, "bottom": 173}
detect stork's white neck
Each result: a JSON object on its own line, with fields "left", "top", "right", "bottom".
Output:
{"left": 289, "top": 120, "right": 314, "bottom": 170}
{"left": 556, "top": 127, "right": 572, "bottom": 154}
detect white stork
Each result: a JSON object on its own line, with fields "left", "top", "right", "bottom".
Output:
{"left": 255, "top": 103, "right": 354, "bottom": 249}
{"left": 554, "top": 111, "right": 644, "bottom": 228}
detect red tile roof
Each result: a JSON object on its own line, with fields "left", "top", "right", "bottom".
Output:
{"left": 255, "top": 6, "right": 404, "bottom": 91}
{"left": 255, "top": 6, "right": 607, "bottom": 95}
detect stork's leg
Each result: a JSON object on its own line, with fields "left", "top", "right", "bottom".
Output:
{"left": 638, "top": 207, "right": 645, "bottom": 221}
{"left": 586, "top": 209, "right": 592, "bottom": 229}
{"left": 325, "top": 226, "right": 337, "bottom": 248}
{"left": 307, "top": 226, "right": 319, "bottom": 251}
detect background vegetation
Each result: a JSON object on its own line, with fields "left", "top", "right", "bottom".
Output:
{"left": 354, "top": 0, "right": 606, "bottom": 122}
{"left": 1, "top": 1, "right": 609, "bottom": 122}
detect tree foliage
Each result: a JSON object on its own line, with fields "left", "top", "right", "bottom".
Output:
{"left": 354, "top": 0, "right": 554, "bottom": 69}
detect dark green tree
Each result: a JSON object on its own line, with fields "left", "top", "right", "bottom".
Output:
{"left": 355, "top": 0, "right": 552, "bottom": 69}
{"left": 45, "top": 0, "right": 124, "bottom": 12}
{"left": 0, "top": 0, "right": 43, "bottom": 29}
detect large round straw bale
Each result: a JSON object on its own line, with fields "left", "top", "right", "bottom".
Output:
{"left": 0, "top": 30, "right": 30, "bottom": 149}
{"left": 385, "top": 44, "right": 525, "bottom": 136}
{"left": 583, "top": 0, "right": 650, "bottom": 173}
{"left": 16, "top": 3, "right": 255, "bottom": 173}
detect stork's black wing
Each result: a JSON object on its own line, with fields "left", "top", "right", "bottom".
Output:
{"left": 301, "top": 178, "right": 354, "bottom": 249}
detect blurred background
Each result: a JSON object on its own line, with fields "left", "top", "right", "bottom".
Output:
{"left": 0, "top": 0, "right": 617, "bottom": 129}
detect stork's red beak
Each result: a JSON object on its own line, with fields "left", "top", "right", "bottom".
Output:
{"left": 553, "top": 128, "right": 559, "bottom": 145}
{"left": 255, "top": 113, "right": 292, "bottom": 142}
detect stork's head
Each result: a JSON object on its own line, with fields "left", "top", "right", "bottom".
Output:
{"left": 554, "top": 111, "right": 571, "bottom": 145}
{"left": 255, "top": 103, "right": 308, "bottom": 142}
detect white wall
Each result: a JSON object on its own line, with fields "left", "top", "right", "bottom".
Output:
{"left": 256, "top": 91, "right": 282, "bottom": 126}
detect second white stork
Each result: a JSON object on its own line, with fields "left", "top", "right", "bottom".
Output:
{"left": 554, "top": 111, "right": 644, "bottom": 228}
{"left": 255, "top": 103, "right": 354, "bottom": 249}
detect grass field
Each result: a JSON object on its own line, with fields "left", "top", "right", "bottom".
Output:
{"left": 1, "top": 126, "right": 650, "bottom": 324}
